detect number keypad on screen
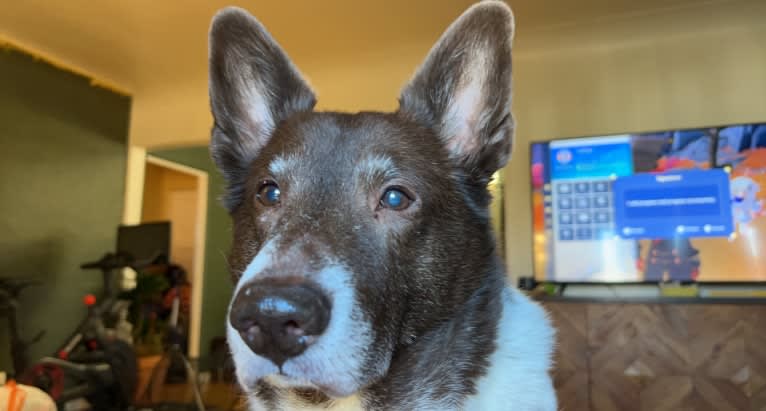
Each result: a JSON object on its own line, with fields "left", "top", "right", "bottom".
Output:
{"left": 554, "top": 179, "right": 614, "bottom": 241}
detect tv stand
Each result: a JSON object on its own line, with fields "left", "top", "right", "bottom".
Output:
{"left": 539, "top": 296, "right": 766, "bottom": 410}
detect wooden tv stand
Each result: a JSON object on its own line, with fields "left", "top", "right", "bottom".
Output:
{"left": 539, "top": 297, "right": 766, "bottom": 410}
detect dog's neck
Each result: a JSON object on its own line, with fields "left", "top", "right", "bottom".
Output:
{"left": 253, "top": 271, "right": 506, "bottom": 411}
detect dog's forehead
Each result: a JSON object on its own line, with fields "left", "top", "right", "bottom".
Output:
{"left": 262, "top": 112, "right": 442, "bottom": 182}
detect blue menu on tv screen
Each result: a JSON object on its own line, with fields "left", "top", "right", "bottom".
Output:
{"left": 613, "top": 169, "right": 734, "bottom": 239}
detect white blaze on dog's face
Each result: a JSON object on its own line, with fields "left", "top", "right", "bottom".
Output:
{"left": 208, "top": 1, "right": 516, "bottom": 403}
{"left": 226, "top": 239, "right": 378, "bottom": 398}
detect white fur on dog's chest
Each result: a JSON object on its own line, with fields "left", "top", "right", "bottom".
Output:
{"left": 462, "top": 288, "right": 557, "bottom": 411}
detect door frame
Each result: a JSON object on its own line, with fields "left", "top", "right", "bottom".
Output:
{"left": 141, "top": 154, "right": 208, "bottom": 360}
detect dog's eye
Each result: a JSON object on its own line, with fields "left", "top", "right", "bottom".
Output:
{"left": 256, "top": 182, "right": 281, "bottom": 206}
{"left": 380, "top": 187, "right": 412, "bottom": 210}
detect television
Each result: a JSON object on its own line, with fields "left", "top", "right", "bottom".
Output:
{"left": 530, "top": 122, "right": 766, "bottom": 283}
{"left": 116, "top": 221, "right": 171, "bottom": 266}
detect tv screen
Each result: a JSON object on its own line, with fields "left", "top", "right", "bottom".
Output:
{"left": 116, "top": 221, "right": 171, "bottom": 266}
{"left": 530, "top": 123, "right": 766, "bottom": 283}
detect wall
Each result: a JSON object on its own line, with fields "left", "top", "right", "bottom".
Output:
{"left": 504, "top": 0, "right": 766, "bottom": 280}
{"left": 126, "top": 40, "right": 434, "bottom": 148}
{"left": 0, "top": 48, "right": 131, "bottom": 371}
{"left": 149, "top": 146, "right": 231, "bottom": 368}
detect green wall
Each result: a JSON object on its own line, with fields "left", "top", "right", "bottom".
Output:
{"left": 150, "top": 146, "right": 232, "bottom": 369}
{"left": 0, "top": 48, "right": 131, "bottom": 371}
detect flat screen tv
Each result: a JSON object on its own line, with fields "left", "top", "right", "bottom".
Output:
{"left": 117, "top": 221, "right": 171, "bottom": 266}
{"left": 530, "top": 122, "right": 766, "bottom": 283}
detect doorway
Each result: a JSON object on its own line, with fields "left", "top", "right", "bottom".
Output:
{"left": 140, "top": 155, "right": 207, "bottom": 359}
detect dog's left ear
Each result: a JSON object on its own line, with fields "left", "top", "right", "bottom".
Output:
{"left": 399, "top": 1, "right": 515, "bottom": 181}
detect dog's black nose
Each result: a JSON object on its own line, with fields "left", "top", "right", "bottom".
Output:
{"left": 229, "top": 281, "right": 331, "bottom": 366}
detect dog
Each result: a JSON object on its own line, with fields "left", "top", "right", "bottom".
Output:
{"left": 208, "top": 2, "right": 556, "bottom": 410}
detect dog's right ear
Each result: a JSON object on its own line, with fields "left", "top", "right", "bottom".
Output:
{"left": 209, "top": 7, "right": 316, "bottom": 211}
{"left": 399, "top": 1, "right": 515, "bottom": 184}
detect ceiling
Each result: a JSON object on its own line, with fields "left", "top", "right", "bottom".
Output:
{"left": 1, "top": 0, "right": 716, "bottom": 94}
{"left": 0, "top": 0, "right": 730, "bottom": 146}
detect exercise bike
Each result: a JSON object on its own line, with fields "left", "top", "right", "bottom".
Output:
{"left": 21, "top": 252, "right": 154, "bottom": 411}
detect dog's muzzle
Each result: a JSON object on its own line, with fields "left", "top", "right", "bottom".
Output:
{"left": 229, "top": 280, "right": 332, "bottom": 367}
